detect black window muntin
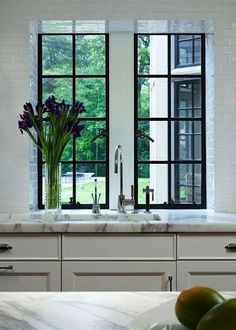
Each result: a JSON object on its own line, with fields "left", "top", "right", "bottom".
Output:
{"left": 38, "top": 33, "right": 109, "bottom": 209}
{"left": 134, "top": 33, "right": 206, "bottom": 209}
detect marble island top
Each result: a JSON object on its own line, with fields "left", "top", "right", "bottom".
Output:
{"left": 0, "top": 291, "right": 235, "bottom": 330}
{"left": 0, "top": 210, "right": 236, "bottom": 233}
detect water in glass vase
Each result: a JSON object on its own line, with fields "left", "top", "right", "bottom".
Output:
{"left": 45, "top": 162, "right": 61, "bottom": 213}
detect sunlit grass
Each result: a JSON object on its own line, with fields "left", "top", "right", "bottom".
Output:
{"left": 60, "top": 178, "right": 150, "bottom": 205}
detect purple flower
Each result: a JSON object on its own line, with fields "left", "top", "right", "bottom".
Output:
{"left": 23, "top": 102, "right": 34, "bottom": 116}
{"left": 44, "top": 95, "right": 56, "bottom": 110}
{"left": 67, "top": 121, "right": 84, "bottom": 137}
{"left": 72, "top": 101, "right": 86, "bottom": 114}
{"left": 18, "top": 111, "right": 33, "bottom": 134}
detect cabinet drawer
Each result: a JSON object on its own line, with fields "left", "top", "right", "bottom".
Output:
{"left": 0, "top": 234, "right": 61, "bottom": 260}
{"left": 177, "top": 234, "right": 236, "bottom": 260}
{"left": 62, "top": 234, "right": 176, "bottom": 260}
{"left": 62, "top": 261, "right": 176, "bottom": 291}
{"left": 0, "top": 261, "right": 60, "bottom": 291}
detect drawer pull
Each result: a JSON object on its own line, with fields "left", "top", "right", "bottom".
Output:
{"left": 0, "top": 244, "right": 12, "bottom": 251}
{"left": 225, "top": 243, "right": 236, "bottom": 251}
{"left": 0, "top": 265, "right": 13, "bottom": 270}
{"left": 168, "top": 276, "right": 173, "bottom": 292}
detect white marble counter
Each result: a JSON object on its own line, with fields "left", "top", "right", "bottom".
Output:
{"left": 0, "top": 210, "right": 236, "bottom": 233}
{"left": 0, "top": 291, "right": 235, "bottom": 330}
{"left": 0, "top": 292, "right": 177, "bottom": 329}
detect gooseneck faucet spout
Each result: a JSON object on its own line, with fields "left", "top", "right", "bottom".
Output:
{"left": 114, "top": 145, "right": 123, "bottom": 196}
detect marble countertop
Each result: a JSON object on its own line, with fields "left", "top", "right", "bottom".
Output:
{"left": 1, "top": 210, "right": 236, "bottom": 233}
{"left": 0, "top": 292, "right": 178, "bottom": 329}
{"left": 0, "top": 291, "right": 235, "bottom": 330}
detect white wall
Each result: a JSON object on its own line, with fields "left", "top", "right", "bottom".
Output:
{"left": 0, "top": 0, "right": 236, "bottom": 212}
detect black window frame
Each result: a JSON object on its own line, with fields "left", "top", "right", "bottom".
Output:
{"left": 134, "top": 33, "right": 206, "bottom": 209}
{"left": 38, "top": 33, "right": 109, "bottom": 209}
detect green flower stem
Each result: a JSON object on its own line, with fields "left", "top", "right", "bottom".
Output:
{"left": 45, "top": 162, "right": 61, "bottom": 211}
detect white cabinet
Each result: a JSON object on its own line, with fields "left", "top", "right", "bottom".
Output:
{"left": 0, "top": 234, "right": 61, "bottom": 291}
{"left": 177, "top": 261, "right": 236, "bottom": 291}
{"left": 0, "top": 261, "right": 60, "bottom": 291}
{"left": 177, "top": 234, "right": 236, "bottom": 291}
{"left": 62, "top": 261, "right": 176, "bottom": 291}
{"left": 62, "top": 234, "right": 176, "bottom": 292}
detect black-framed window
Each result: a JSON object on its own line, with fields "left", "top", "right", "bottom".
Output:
{"left": 38, "top": 33, "right": 109, "bottom": 209}
{"left": 134, "top": 33, "right": 206, "bottom": 209}
{"left": 175, "top": 35, "right": 201, "bottom": 67}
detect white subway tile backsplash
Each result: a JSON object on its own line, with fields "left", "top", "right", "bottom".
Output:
{"left": 0, "top": 0, "right": 236, "bottom": 211}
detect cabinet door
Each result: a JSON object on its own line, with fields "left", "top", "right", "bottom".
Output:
{"left": 177, "top": 261, "right": 236, "bottom": 291}
{"left": 62, "top": 261, "right": 176, "bottom": 292}
{"left": 0, "top": 261, "right": 61, "bottom": 291}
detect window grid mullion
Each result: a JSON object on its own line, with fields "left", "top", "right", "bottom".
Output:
{"left": 167, "top": 34, "right": 172, "bottom": 203}
{"left": 72, "top": 34, "right": 77, "bottom": 206}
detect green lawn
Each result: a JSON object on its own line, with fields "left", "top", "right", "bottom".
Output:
{"left": 61, "top": 178, "right": 150, "bottom": 204}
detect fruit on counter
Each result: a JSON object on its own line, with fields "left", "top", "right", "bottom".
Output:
{"left": 175, "top": 286, "right": 225, "bottom": 329}
{"left": 197, "top": 298, "right": 236, "bottom": 330}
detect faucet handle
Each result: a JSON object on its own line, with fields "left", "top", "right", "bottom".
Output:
{"left": 143, "top": 186, "right": 154, "bottom": 200}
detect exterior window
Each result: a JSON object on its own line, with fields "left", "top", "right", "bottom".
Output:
{"left": 175, "top": 35, "right": 201, "bottom": 67}
{"left": 38, "top": 33, "right": 109, "bottom": 209}
{"left": 135, "top": 34, "right": 205, "bottom": 208}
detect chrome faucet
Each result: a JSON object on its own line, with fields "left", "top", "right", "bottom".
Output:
{"left": 91, "top": 179, "right": 101, "bottom": 214}
{"left": 114, "top": 145, "right": 135, "bottom": 213}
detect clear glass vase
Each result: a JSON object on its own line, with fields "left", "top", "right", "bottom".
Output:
{"left": 44, "top": 162, "right": 61, "bottom": 213}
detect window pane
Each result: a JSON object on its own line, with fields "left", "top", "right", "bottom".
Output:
{"left": 172, "top": 164, "right": 201, "bottom": 204}
{"left": 76, "top": 163, "right": 106, "bottom": 204}
{"left": 76, "top": 35, "right": 105, "bottom": 75}
{"left": 43, "top": 78, "right": 72, "bottom": 104}
{"left": 172, "top": 78, "right": 201, "bottom": 118}
{"left": 61, "top": 163, "right": 73, "bottom": 204}
{"left": 171, "top": 121, "right": 201, "bottom": 160}
{"left": 194, "top": 38, "right": 201, "bottom": 63}
{"left": 178, "top": 35, "right": 192, "bottom": 41}
{"left": 138, "top": 121, "right": 168, "bottom": 161}
{"left": 42, "top": 35, "right": 72, "bottom": 75}
{"left": 138, "top": 35, "right": 168, "bottom": 75}
{"left": 138, "top": 164, "right": 168, "bottom": 204}
{"left": 178, "top": 40, "right": 192, "bottom": 66}
{"left": 76, "top": 121, "right": 106, "bottom": 161}
{"left": 138, "top": 78, "right": 168, "bottom": 117}
{"left": 61, "top": 136, "right": 73, "bottom": 161}
{"left": 76, "top": 78, "right": 106, "bottom": 117}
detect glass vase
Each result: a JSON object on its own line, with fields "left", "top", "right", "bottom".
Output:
{"left": 44, "top": 162, "right": 61, "bottom": 213}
